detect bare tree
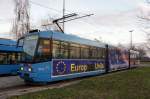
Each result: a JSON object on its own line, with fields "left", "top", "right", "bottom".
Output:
{"left": 12, "top": 0, "right": 30, "bottom": 39}
{"left": 138, "top": 1, "right": 150, "bottom": 50}
{"left": 136, "top": 47, "right": 147, "bottom": 60}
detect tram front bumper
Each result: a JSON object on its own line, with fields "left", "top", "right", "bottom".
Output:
{"left": 20, "top": 72, "right": 37, "bottom": 81}
{"left": 20, "top": 72, "right": 51, "bottom": 82}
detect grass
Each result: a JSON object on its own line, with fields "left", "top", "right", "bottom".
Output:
{"left": 141, "top": 61, "right": 150, "bottom": 65}
{"left": 9, "top": 67, "right": 150, "bottom": 99}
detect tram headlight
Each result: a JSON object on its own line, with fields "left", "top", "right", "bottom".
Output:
{"left": 28, "top": 68, "right": 32, "bottom": 72}
{"left": 20, "top": 67, "right": 24, "bottom": 71}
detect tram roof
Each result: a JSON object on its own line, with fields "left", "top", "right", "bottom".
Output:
{"left": 0, "top": 38, "right": 22, "bottom": 52}
{"left": 28, "top": 31, "right": 106, "bottom": 48}
{"left": 0, "top": 45, "right": 22, "bottom": 52}
{"left": 0, "top": 38, "right": 17, "bottom": 46}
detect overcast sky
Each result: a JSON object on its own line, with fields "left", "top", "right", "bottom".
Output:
{"left": 0, "top": 0, "right": 149, "bottom": 45}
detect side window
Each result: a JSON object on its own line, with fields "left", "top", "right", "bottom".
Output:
{"left": 9, "top": 53, "right": 17, "bottom": 64}
{"left": 81, "top": 45, "right": 89, "bottom": 59}
{"left": 53, "top": 40, "right": 69, "bottom": 59}
{"left": 0, "top": 53, "right": 7, "bottom": 64}
{"left": 60, "top": 42, "right": 69, "bottom": 59}
{"left": 4, "top": 52, "right": 22, "bottom": 64}
{"left": 102, "top": 48, "right": 106, "bottom": 59}
{"left": 39, "top": 39, "right": 50, "bottom": 54}
{"left": 70, "top": 43, "right": 80, "bottom": 59}
{"left": 18, "top": 53, "right": 21, "bottom": 62}
{"left": 15, "top": 53, "right": 21, "bottom": 63}
{"left": 37, "top": 39, "right": 51, "bottom": 61}
{"left": 90, "top": 47, "right": 97, "bottom": 59}
{"left": 53, "top": 40, "right": 61, "bottom": 58}
{"left": 97, "top": 48, "right": 103, "bottom": 59}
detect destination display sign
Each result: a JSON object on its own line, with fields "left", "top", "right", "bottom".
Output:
{"left": 52, "top": 59, "right": 105, "bottom": 76}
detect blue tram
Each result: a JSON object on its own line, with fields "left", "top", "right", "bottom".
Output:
{"left": 19, "top": 31, "right": 139, "bottom": 83}
{"left": 0, "top": 38, "right": 22, "bottom": 75}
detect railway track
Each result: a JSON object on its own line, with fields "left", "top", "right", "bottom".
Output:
{"left": 0, "top": 78, "right": 81, "bottom": 99}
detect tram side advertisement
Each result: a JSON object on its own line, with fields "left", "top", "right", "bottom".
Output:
{"left": 109, "top": 49, "right": 129, "bottom": 70}
{"left": 52, "top": 59, "right": 105, "bottom": 76}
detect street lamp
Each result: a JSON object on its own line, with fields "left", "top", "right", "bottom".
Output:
{"left": 129, "top": 30, "right": 134, "bottom": 50}
{"left": 129, "top": 30, "right": 134, "bottom": 69}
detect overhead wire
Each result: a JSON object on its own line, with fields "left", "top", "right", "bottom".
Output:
{"left": 30, "top": 0, "right": 92, "bottom": 18}
{"left": 30, "top": 0, "right": 70, "bottom": 15}
{"left": 30, "top": 0, "right": 100, "bottom": 32}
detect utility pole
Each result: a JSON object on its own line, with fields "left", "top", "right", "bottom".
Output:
{"left": 63, "top": 0, "right": 65, "bottom": 33}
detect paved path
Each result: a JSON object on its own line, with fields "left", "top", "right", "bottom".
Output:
{"left": 0, "top": 79, "right": 81, "bottom": 99}
{"left": 140, "top": 64, "right": 150, "bottom": 67}
{"left": 0, "top": 76, "right": 24, "bottom": 89}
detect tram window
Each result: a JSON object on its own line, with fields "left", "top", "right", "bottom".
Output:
{"left": 97, "top": 48, "right": 104, "bottom": 59}
{"left": 0, "top": 53, "right": 7, "bottom": 64}
{"left": 60, "top": 42, "right": 69, "bottom": 59}
{"left": 53, "top": 40, "right": 69, "bottom": 59}
{"left": 90, "top": 47, "right": 98, "bottom": 59}
{"left": 102, "top": 48, "right": 106, "bottom": 59}
{"left": 0, "top": 52, "right": 21, "bottom": 65}
{"left": 7, "top": 53, "right": 17, "bottom": 64}
{"left": 53, "top": 40, "right": 61, "bottom": 58}
{"left": 70, "top": 43, "right": 80, "bottom": 59}
{"left": 17, "top": 53, "right": 21, "bottom": 62}
{"left": 81, "top": 45, "right": 89, "bottom": 59}
{"left": 37, "top": 39, "right": 51, "bottom": 61}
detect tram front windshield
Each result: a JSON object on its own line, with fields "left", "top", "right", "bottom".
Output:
{"left": 23, "top": 35, "right": 38, "bottom": 63}
{"left": 23, "top": 35, "right": 51, "bottom": 63}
